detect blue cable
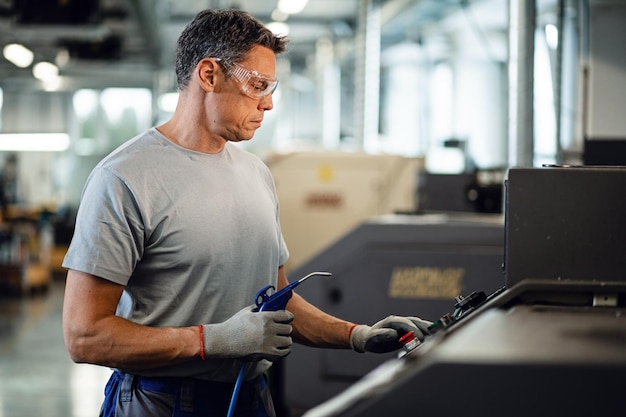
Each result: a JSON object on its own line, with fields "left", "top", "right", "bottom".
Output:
{"left": 227, "top": 362, "right": 248, "bottom": 417}
{"left": 227, "top": 273, "right": 329, "bottom": 416}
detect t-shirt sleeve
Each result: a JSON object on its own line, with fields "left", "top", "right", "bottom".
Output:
{"left": 278, "top": 229, "right": 289, "bottom": 267}
{"left": 62, "top": 167, "right": 144, "bottom": 285}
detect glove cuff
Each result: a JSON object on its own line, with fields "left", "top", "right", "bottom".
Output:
{"left": 349, "top": 324, "right": 370, "bottom": 353}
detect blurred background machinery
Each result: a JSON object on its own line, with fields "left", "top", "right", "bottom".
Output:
{"left": 268, "top": 152, "right": 423, "bottom": 273}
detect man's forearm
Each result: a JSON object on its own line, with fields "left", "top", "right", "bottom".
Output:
{"left": 64, "top": 314, "right": 200, "bottom": 371}
{"left": 287, "top": 292, "right": 354, "bottom": 349}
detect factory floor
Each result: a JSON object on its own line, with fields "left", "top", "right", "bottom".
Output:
{"left": 0, "top": 278, "right": 111, "bottom": 417}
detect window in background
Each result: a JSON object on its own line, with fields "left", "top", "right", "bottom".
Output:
{"left": 101, "top": 88, "right": 152, "bottom": 149}
{"left": 72, "top": 89, "right": 100, "bottom": 156}
{"left": 533, "top": 25, "right": 557, "bottom": 166}
{"left": 380, "top": 42, "right": 425, "bottom": 157}
{"left": 533, "top": 0, "right": 583, "bottom": 166}
{"left": 65, "top": 88, "right": 152, "bottom": 206}
{"left": 72, "top": 88, "right": 152, "bottom": 156}
{"left": 425, "top": 61, "right": 466, "bottom": 174}
{"left": 377, "top": 0, "right": 508, "bottom": 172}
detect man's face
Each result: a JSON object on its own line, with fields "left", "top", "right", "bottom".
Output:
{"left": 212, "top": 45, "right": 277, "bottom": 142}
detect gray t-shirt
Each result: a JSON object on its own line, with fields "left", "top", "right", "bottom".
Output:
{"left": 63, "top": 127, "right": 289, "bottom": 381}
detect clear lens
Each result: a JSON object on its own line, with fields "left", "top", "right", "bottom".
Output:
{"left": 226, "top": 62, "right": 278, "bottom": 99}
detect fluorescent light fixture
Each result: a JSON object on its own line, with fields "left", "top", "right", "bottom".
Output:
{"left": 277, "top": 0, "right": 309, "bottom": 15}
{"left": 33, "top": 61, "right": 59, "bottom": 81}
{"left": 3, "top": 43, "right": 34, "bottom": 68}
{"left": 0, "top": 133, "right": 70, "bottom": 151}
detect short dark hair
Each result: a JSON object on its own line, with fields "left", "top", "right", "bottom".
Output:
{"left": 175, "top": 9, "right": 288, "bottom": 89}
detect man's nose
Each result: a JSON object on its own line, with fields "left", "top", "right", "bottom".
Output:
{"left": 259, "top": 94, "right": 273, "bottom": 111}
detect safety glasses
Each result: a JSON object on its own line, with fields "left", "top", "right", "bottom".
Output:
{"left": 216, "top": 59, "right": 279, "bottom": 100}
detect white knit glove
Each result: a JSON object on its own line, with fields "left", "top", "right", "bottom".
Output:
{"left": 202, "top": 305, "right": 294, "bottom": 361}
{"left": 350, "top": 315, "right": 432, "bottom": 353}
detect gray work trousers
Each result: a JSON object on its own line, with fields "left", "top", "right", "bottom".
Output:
{"left": 99, "top": 371, "right": 276, "bottom": 417}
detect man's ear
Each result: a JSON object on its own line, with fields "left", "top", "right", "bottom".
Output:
{"left": 196, "top": 58, "right": 220, "bottom": 92}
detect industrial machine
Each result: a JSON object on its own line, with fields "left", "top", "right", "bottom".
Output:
{"left": 504, "top": 165, "right": 626, "bottom": 286}
{"left": 279, "top": 211, "right": 506, "bottom": 413}
{"left": 288, "top": 166, "right": 626, "bottom": 417}
{"left": 301, "top": 279, "right": 626, "bottom": 417}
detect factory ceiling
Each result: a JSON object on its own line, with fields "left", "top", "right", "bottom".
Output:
{"left": 0, "top": 0, "right": 506, "bottom": 91}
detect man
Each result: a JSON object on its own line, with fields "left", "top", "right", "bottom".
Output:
{"left": 62, "top": 9, "right": 431, "bottom": 417}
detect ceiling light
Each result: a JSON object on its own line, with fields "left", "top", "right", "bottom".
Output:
{"left": 277, "top": 0, "right": 309, "bottom": 15}
{"left": 3, "top": 43, "right": 34, "bottom": 68}
{"left": 0, "top": 133, "right": 70, "bottom": 152}
{"left": 33, "top": 61, "right": 59, "bottom": 81}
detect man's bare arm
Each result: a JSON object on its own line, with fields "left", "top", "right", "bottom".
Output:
{"left": 278, "top": 266, "right": 354, "bottom": 349}
{"left": 62, "top": 269, "right": 200, "bottom": 371}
